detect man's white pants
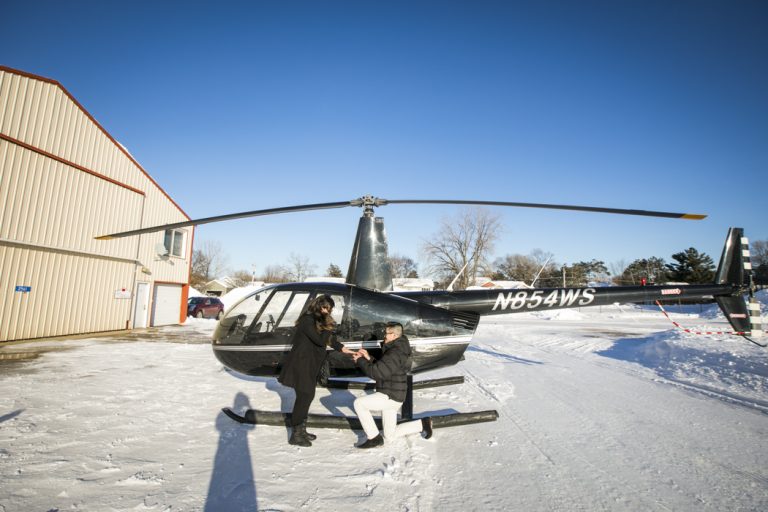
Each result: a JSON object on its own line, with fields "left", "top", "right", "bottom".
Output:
{"left": 354, "top": 392, "right": 423, "bottom": 440}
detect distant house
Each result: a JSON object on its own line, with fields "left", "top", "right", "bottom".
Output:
{"left": 393, "top": 278, "right": 434, "bottom": 292}
{"left": 188, "top": 287, "right": 206, "bottom": 298}
{"left": 304, "top": 276, "right": 347, "bottom": 284}
{"left": 203, "top": 277, "right": 240, "bottom": 296}
{"left": 473, "top": 276, "right": 492, "bottom": 287}
{"left": 478, "top": 280, "right": 532, "bottom": 290}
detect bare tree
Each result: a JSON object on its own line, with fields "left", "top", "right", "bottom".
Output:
{"left": 388, "top": 253, "right": 418, "bottom": 278}
{"left": 261, "top": 264, "right": 289, "bottom": 283}
{"left": 422, "top": 208, "right": 502, "bottom": 290}
{"left": 493, "top": 249, "right": 557, "bottom": 285}
{"left": 284, "top": 253, "right": 317, "bottom": 282}
{"left": 493, "top": 254, "right": 538, "bottom": 282}
{"left": 752, "top": 240, "right": 767, "bottom": 267}
{"left": 190, "top": 240, "right": 229, "bottom": 289}
{"left": 230, "top": 269, "right": 254, "bottom": 287}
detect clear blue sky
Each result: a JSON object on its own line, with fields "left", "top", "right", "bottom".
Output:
{"left": 2, "top": 1, "right": 766, "bottom": 278}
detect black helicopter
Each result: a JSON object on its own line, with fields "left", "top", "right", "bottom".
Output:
{"left": 98, "top": 196, "right": 763, "bottom": 380}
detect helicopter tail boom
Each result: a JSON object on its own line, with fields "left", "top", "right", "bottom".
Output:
{"left": 396, "top": 228, "right": 763, "bottom": 338}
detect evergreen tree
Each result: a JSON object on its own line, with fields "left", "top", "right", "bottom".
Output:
{"left": 327, "top": 263, "right": 344, "bottom": 278}
{"left": 666, "top": 248, "right": 715, "bottom": 283}
{"left": 563, "top": 260, "right": 608, "bottom": 286}
{"left": 619, "top": 257, "right": 667, "bottom": 285}
{"left": 751, "top": 240, "right": 768, "bottom": 285}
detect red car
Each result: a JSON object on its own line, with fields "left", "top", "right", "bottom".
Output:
{"left": 188, "top": 296, "right": 224, "bottom": 319}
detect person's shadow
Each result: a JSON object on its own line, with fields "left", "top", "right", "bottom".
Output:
{"left": 265, "top": 379, "right": 294, "bottom": 438}
{"left": 318, "top": 388, "right": 357, "bottom": 418}
{"left": 204, "top": 392, "right": 257, "bottom": 511}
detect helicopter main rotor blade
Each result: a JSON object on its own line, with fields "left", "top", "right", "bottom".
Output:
{"left": 96, "top": 195, "right": 705, "bottom": 240}
{"left": 379, "top": 199, "right": 706, "bottom": 220}
{"left": 95, "top": 200, "right": 354, "bottom": 239}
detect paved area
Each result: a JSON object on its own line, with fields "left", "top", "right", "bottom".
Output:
{"left": 0, "top": 323, "right": 213, "bottom": 365}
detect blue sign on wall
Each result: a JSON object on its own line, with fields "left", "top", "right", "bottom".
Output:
{"left": 15, "top": 286, "right": 31, "bottom": 293}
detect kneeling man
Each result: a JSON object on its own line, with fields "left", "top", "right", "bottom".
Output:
{"left": 353, "top": 322, "right": 432, "bottom": 448}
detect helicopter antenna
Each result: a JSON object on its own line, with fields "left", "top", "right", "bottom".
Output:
{"left": 447, "top": 262, "right": 470, "bottom": 291}
{"left": 530, "top": 255, "right": 553, "bottom": 288}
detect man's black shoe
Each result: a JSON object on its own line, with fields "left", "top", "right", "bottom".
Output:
{"left": 356, "top": 434, "right": 384, "bottom": 449}
{"left": 421, "top": 417, "right": 433, "bottom": 439}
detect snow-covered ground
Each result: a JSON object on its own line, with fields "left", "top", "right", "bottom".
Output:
{"left": 1, "top": 296, "right": 767, "bottom": 511}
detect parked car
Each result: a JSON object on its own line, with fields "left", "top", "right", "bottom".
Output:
{"left": 188, "top": 296, "right": 224, "bottom": 319}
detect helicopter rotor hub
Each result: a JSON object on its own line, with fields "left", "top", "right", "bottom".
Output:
{"left": 353, "top": 195, "right": 388, "bottom": 217}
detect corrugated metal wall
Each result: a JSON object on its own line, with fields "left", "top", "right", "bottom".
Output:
{"left": 0, "top": 246, "right": 136, "bottom": 340}
{"left": 0, "top": 67, "right": 192, "bottom": 341}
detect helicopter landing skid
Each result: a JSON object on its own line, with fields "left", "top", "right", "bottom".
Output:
{"left": 221, "top": 407, "right": 499, "bottom": 430}
{"left": 222, "top": 375, "right": 499, "bottom": 430}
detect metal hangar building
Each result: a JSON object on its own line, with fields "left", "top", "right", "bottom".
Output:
{"left": 0, "top": 65, "right": 193, "bottom": 342}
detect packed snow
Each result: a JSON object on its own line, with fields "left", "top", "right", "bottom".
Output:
{"left": 1, "top": 294, "right": 767, "bottom": 511}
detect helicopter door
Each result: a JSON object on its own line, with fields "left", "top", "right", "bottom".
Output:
{"left": 245, "top": 291, "right": 311, "bottom": 346}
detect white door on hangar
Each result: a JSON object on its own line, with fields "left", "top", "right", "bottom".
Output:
{"left": 133, "top": 282, "right": 150, "bottom": 328}
{"left": 152, "top": 283, "right": 182, "bottom": 326}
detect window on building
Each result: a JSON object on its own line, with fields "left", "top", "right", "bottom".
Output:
{"left": 164, "top": 229, "right": 186, "bottom": 257}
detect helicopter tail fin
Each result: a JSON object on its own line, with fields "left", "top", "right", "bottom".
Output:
{"left": 713, "top": 228, "right": 763, "bottom": 338}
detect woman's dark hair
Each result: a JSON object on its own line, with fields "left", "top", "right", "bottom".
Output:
{"left": 302, "top": 294, "right": 336, "bottom": 332}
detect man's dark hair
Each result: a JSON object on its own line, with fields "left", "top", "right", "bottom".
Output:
{"left": 386, "top": 322, "right": 403, "bottom": 336}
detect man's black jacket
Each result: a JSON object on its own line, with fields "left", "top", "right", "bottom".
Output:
{"left": 355, "top": 335, "right": 413, "bottom": 402}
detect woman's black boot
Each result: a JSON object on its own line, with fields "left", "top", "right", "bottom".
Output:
{"left": 421, "top": 417, "right": 433, "bottom": 439}
{"left": 289, "top": 425, "right": 312, "bottom": 447}
{"left": 301, "top": 422, "right": 317, "bottom": 441}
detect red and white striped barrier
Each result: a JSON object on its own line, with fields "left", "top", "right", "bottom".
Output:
{"left": 654, "top": 300, "right": 748, "bottom": 336}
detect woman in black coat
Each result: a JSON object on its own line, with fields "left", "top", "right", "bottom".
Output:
{"left": 278, "top": 294, "right": 352, "bottom": 446}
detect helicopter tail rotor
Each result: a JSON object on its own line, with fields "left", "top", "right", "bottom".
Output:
{"left": 713, "top": 228, "right": 764, "bottom": 338}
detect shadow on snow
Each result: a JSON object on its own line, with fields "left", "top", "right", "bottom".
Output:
{"left": 467, "top": 345, "right": 544, "bottom": 365}
{"left": 205, "top": 392, "right": 258, "bottom": 512}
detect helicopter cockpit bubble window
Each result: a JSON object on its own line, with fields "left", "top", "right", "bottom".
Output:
{"left": 280, "top": 292, "right": 311, "bottom": 328}
{"left": 214, "top": 288, "right": 272, "bottom": 345}
{"left": 252, "top": 291, "right": 295, "bottom": 334}
{"left": 328, "top": 296, "right": 345, "bottom": 324}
